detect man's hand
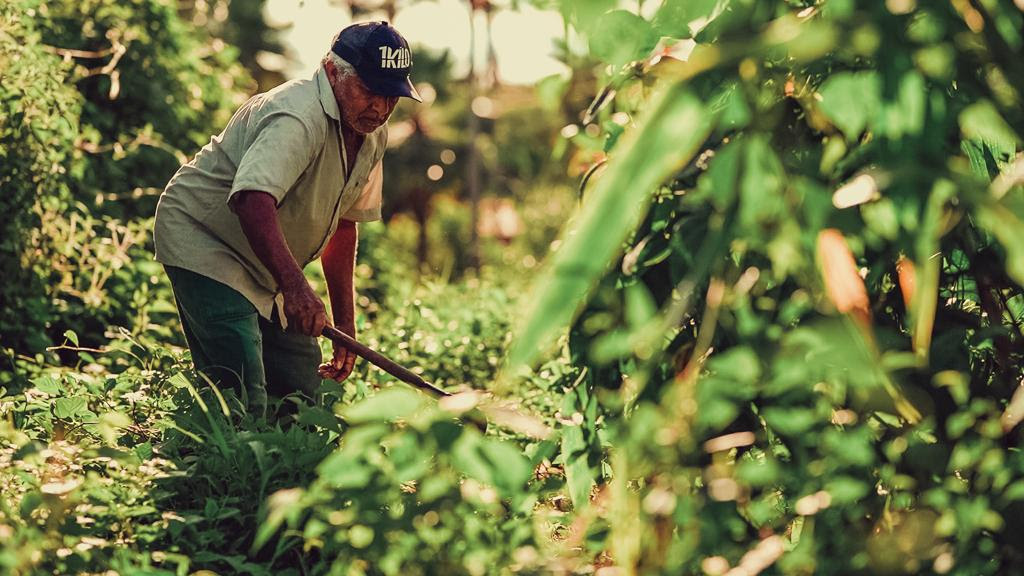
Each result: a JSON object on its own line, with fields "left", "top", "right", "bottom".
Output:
{"left": 318, "top": 324, "right": 356, "bottom": 381}
{"left": 281, "top": 281, "right": 328, "bottom": 336}
{"left": 233, "top": 190, "right": 327, "bottom": 335}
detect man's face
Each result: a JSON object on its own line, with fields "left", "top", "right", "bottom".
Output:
{"left": 326, "top": 60, "right": 398, "bottom": 135}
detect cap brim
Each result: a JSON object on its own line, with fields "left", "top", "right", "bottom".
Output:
{"left": 362, "top": 74, "right": 423, "bottom": 103}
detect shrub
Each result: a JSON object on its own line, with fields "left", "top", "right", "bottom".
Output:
{"left": 0, "top": 0, "right": 81, "bottom": 354}
{"left": 509, "top": 0, "right": 1024, "bottom": 573}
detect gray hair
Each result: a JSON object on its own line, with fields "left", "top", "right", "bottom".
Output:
{"left": 322, "top": 42, "right": 357, "bottom": 78}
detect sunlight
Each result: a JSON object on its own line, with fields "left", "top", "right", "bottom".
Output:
{"left": 267, "top": 0, "right": 567, "bottom": 82}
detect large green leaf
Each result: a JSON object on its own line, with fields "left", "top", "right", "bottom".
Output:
{"left": 560, "top": 0, "right": 618, "bottom": 33}
{"left": 960, "top": 100, "right": 1021, "bottom": 152}
{"left": 341, "top": 388, "right": 426, "bottom": 424}
{"left": 738, "top": 134, "right": 785, "bottom": 232}
{"left": 561, "top": 424, "right": 595, "bottom": 509}
{"left": 53, "top": 396, "right": 88, "bottom": 419}
{"left": 589, "top": 10, "right": 659, "bottom": 66}
{"left": 817, "top": 71, "right": 880, "bottom": 142}
{"left": 507, "top": 84, "right": 715, "bottom": 371}
{"left": 878, "top": 71, "right": 926, "bottom": 139}
{"left": 652, "top": 0, "right": 730, "bottom": 39}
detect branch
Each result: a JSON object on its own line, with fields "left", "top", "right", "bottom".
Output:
{"left": 41, "top": 44, "right": 118, "bottom": 59}
{"left": 44, "top": 39, "right": 128, "bottom": 99}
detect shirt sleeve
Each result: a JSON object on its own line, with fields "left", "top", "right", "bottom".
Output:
{"left": 343, "top": 160, "right": 383, "bottom": 222}
{"left": 228, "top": 111, "right": 320, "bottom": 206}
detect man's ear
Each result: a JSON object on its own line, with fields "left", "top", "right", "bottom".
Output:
{"left": 324, "top": 59, "right": 336, "bottom": 79}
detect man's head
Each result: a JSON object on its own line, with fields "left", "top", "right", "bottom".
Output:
{"left": 323, "top": 21, "right": 421, "bottom": 135}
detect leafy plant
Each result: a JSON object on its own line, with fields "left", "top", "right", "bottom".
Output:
{"left": 507, "top": 0, "right": 1024, "bottom": 573}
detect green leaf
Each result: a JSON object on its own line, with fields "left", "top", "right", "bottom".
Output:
{"left": 696, "top": 397, "right": 740, "bottom": 430}
{"left": 341, "top": 388, "right": 425, "bottom": 424}
{"left": 975, "top": 194, "right": 1024, "bottom": 287}
{"left": 861, "top": 198, "right": 900, "bottom": 240}
{"left": 32, "top": 375, "right": 61, "bottom": 395}
{"left": 564, "top": 451, "right": 596, "bottom": 510}
{"left": 452, "top": 433, "right": 493, "bottom": 486}
{"left": 736, "top": 457, "right": 781, "bottom": 487}
{"left": 479, "top": 438, "right": 531, "bottom": 495}
{"left": 589, "top": 10, "right": 659, "bottom": 66}
{"left": 1003, "top": 481, "right": 1024, "bottom": 502}
{"left": 296, "top": 405, "right": 344, "bottom": 433}
{"left": 563, "top": 0, "right": 618, "bottom": 33}
{"left": 508, "top": 85, "right": 715, "bottom": 370}
{"left": 692, "top": 138, "right": 742, "bottom": 210}
{"left": 318, "top": 452, "right": 373, "bottom": 489}
{"left": 97, "top": 412, "right": 131, "bottom": 445}
{"left": 960, "top": 100, "right": 1020, "bottom": 152}
{"left": 348, "top": 525, "right": 375, "bottom": 549}
{"left": 536, "top": 73, "right": 571, "bottom": 113}
{"left": 63, "top": 329, "right": 78, "bottom": 346}
{"left": 761, "top": 407, "right": 818, "bottom": 436}
{"left": 653, "top": 0, "right": 730, "bottom": 38}
{"left": 53, "top": 396, "right": 88, "bottom": 419}
{"left": 253, "top": 488, "right": 304, "bottom": 552}
{"left": 561, "top": 424, "right": 596, "bottom": 508}
{"left": 706, "top": 346, "right": 762, "bottom": 386}
{"left": 624, "top": 283, "right": 656, "bottom": 329}
{"left": 739, "top": 135, "right": 785, "bottom": 231}
{"left": 878, "top": 72, "right": 926, "bottom": 139}
{"left": 826, "top": 476, "right": 870, "bottom": 505}
{"left": 817, "top": 72, "right": 880, "bottom": 142}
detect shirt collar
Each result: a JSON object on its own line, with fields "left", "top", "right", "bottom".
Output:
{"left": 315, "top": 66, "right": 341, "bottom": 121}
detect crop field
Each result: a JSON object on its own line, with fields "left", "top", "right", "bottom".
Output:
{"left": 3, "top": 0, "right": 1024, "bottom": 575}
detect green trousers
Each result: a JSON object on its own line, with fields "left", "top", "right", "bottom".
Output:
{"left": 165, "top": 266, "right": 323, "bottom": 416}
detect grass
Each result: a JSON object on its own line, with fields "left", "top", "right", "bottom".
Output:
{"left": 0, "top": 257, "right": 567, "bottom": 575}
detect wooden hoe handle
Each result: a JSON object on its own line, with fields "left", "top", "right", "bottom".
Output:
{"left": 321, "top": 325, "right": 451, "bottom": 398}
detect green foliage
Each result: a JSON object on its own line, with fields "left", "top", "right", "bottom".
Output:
{"left": 9, "top": 0, "right": 1024, "bottom": 574}
{"left": 0, "top": 253, "right": 556, "bottom": 575}
{"left": 36, "top": 0, "right": 252, "bottom": 217}
{"left": 1, "top": 335, "right": 185, "bottom": 575}
{"left": 509, "top": 0, "right": 1024, "bottom": 573}
{"left": 509, "top": 87, "right": 714, "bottom": 368}
{"left": 0, "top": 0, "right": 81, "bottom": 353}
{"left": 0, "top": 0, "right": 252, "bottom": 362}
{"left": 261, "top": 396, "right": 543, "bottom": 575}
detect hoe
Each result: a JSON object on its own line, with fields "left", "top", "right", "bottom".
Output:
{"left": 321, "top": 326, "right": 488, "bottom": 432}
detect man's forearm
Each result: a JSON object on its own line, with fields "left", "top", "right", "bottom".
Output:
{"left": 232, "top": 190, "right": 306, "bottom": 291}
{"left": 322, "top": 219, "right": 358, "bottom": 331}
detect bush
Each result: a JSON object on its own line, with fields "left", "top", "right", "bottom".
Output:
{"left": 35, "top": 0, "right": 252, "bottom": 218}
{"left": 509, "top": 0, "right": 1024, "bottom": 573}
{"left": 1, "top": 0, "right": 253, "bottom": 367}
{"left": 262, "top": 390, "right": 544, "bottom": 576}
{"left": 0, "top": 0, "right": 81, "bottom": 354}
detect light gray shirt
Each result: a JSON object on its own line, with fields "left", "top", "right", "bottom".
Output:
{"left": 153, "top": 66, "right": 386, "bottom": 323}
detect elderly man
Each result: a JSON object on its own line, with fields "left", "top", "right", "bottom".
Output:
{"left": 153, "top": 22, "right": 421, "bottom": 416}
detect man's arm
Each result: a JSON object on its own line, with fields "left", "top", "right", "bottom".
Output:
{"left": 319, "top": 218, "right": 358, "bottom": 381}
{"left": 322, "top": 219, "right": 357, "bottom": 331}
{"left": 232, "top": 190, "right": 327, "bottom": 336}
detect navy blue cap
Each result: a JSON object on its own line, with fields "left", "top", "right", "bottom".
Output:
{"left": 331, "top": 21, "right": 422, "bottom": 102}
